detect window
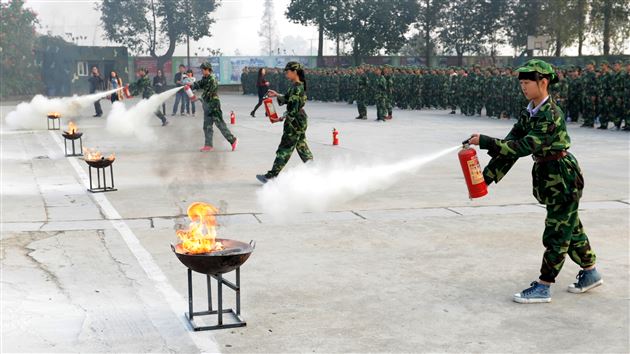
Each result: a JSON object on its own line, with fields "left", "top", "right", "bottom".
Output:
{"left": 77, "top": 61, "right": 88, "bottom": 76}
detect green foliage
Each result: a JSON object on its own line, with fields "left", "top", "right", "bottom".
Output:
{"left": 0, "top": 0, "right": 42, "bottom": 97}
{"left": 589, "top": 0, "right": 630, "bottom": 55}
{"left": 99, "top": 0, "right": 220, "bottom": 68}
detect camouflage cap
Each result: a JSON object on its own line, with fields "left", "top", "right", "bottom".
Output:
{"left": 200, "top": 62, "right": 213, "bottom": 70}
{"left": 600, "top": 60, "right": 609, "bottom": 66}
{"left": 516, "top": 59, "right": 558, "bottom": 84}
{"left": 284, "top": 61, "right": 303, "bottom": 71}
{"left": 586, "top": 60, "right": 596, "bottom": 66}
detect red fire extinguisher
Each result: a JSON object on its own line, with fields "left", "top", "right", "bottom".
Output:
{"left": 263, "top": 96, "right": 281, "bottom": 123}
{"left": 122, "top": 84, "right": 132, "bottom": 99}
{"left": 230, "top": 111, "right": 236, "bottom": 125}
{"left": 184, "top": 85, "right": 197, "bottom": 102}
{"left": 458, "top": 140, "right": 488, "bottom": 199}
{"left": 332, "top": 128, "right": 339, "bottom": 146}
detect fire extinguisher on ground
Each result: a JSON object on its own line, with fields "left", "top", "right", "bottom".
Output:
{"left": 184, "top": 85, "right": 197, "bottom": 102}
{"left": 263, "top": 94, "right": 281, "bottom": 123}
{"left": 230, "top": 111, "right": 236, "bottom": 124}
{"left": 332, "top": 128, "right": 339, "bottom": 145}
{"left": 458, "top": 139, "right": 488, "bottom": 199}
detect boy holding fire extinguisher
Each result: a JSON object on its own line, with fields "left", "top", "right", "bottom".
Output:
{"left": 190, "top": 62, "right": 238, "bottom": 152}
{"left": 127, "top": 67, "right": 169, "bottom": 126}
{"left": 256, "top": 61, "right": 313, "bottom": 184}
{"left": 467, "top": 59, "right": 601, "bottom": 304}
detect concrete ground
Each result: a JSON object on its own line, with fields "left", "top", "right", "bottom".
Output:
{"left": 1, "top": 93, "right": 629, "bottom": 353}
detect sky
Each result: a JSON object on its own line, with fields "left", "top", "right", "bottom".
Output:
{"left": 17, "top": 0, "right": 627, "bottom": 57}
{"left": 21, "top": 0, "right": 331, "bottom": 57}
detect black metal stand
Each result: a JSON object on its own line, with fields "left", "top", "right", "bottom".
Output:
{"left": 64, "top": 137, "right": 83, "bottom": 157}
{"left": 87, "top": 165, "right": 117, "bottom": 193}
{"left": 48, "top": 117, "right": 60, "bottom": 130}
{"left": 185, "top": 267, "right": 246, "bottom": 331}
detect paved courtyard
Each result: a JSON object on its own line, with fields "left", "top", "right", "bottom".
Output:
{"left": 1, "top": 93, "right": 628, "bottom": 353}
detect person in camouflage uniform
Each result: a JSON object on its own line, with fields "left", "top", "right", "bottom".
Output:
{"left": 597, "top": 61, "right": 614, "bottom": 129}
{"left": 257, "top": 62, "right": 313, "bottom": 183}
{"left": 374, "top": 67, "right": 388, "bottom": 122}
{"left": 355, "top": 67, "right": 368, "bottom": 120}
{"left": 128, "top": 67, "right": 169, "bottom": 126}
{"left": 610, "top": 60, "right": 625, "bottom": 130}
{"left": 566, "top": 67, "right": 582, "bottom": 122}
{"left": 468, "top": 59, "right": 601, "bottom": 304}
{"left": 580, "top": 61, "right": 599, "bottom": 127}
{"left": 384, "top": 66, "right": 394, "bottom": 119}
{"left": 551, "top": 69, "right": 569, "bottom": 119}
{"left": 191, "top": 62, "right": 237, "bottom": 152}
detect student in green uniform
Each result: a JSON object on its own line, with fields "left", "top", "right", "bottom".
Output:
{"left": 467, "top": 59, "right": 602, "bottom": 304}
{"left": 256, "top": 62, "right": 313, "bottom": 184}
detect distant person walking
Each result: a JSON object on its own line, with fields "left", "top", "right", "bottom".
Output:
{"left": 108, "top": 71, "right": 123, "bottom": 103}
{"left": 172, "top": 64, "right": 187, "bottom": 116}
{"left": 250, "top": 68, "right": 270, "bottom": 117}
{"left": 153, "top": 69, "right": 167, "bottom": 115}
{"left": 89, "top": 66, "right": 104, "bottom": 117}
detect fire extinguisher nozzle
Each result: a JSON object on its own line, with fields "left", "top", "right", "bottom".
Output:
{"left": 462, "top": 138, "right": 471, "bottom": 145}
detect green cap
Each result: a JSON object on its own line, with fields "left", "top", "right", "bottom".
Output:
{"left": 516, "top": 59, "right": 558, "bottom": 84}
{"left": 600, "top": 60, "right": 609, "bottom": 66}
{"left": 200, "top": 62, "right": 213, "bottom": 70}
{"left": 284, "top": 61, "right": 303, "bottom": 71}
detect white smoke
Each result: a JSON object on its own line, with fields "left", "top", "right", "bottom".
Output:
{"left": 257, "top": 146, "right": 460, "bottom": 222}
{"left": 105, "top": 86, "right": 181, "bottom": 142}
{"left": 5, "top": 89, "right": 120, "bottom": 130}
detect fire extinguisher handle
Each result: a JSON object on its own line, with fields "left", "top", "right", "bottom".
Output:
{"left": 462, "top": 138, "right": 471, "bottom": 145}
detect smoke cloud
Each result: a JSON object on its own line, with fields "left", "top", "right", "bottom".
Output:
{"left": 5, "top": 89, "right": 120, "bottom": 130}
{"left": 257, "top": 145, "right": 460, "bottom": 222}
{"left": 105, "top": 86, "right": 181, "bottom": 142}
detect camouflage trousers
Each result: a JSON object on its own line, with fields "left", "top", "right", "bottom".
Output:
{"left": 539, "top": 200, "right": 597, "bottom": 283}
{"left": 581, "top": 97, "right": 598, "bottom": 125}
{"left": 376, "top": 96, "right": 388, "bottom": 120}
{"left": 386, "top": 95, "right": 393, "bottom": 116}
{"left": 202, "top": 101, "right": 235, "bottom": 147}
{"left": 267, "top": 117, "right": 313, "bottom": 177}
{"left": 356, "top": 93, "right": 367, "bottom": 118}
{"left": 598, "top": 96, "right": 616, "bottom": 126}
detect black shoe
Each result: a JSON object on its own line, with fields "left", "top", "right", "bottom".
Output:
{"left": 355, "top": 116, "right": 366, "bottom": 120}
{"left": 449, "top": 111, "right": 456, "bottom": 114}
{"left": 162, "top": 119, "right": 169, "bottom": 126}
{"left": 93, "top": 114, "right": 102, "bottom": 117}
{"left": 256, "top": 174, "right": 273, "bottom": 184}
{"left": 250, "top": 111, "right": 255, "bottom": 118}
{"left": 622, "top": 126, "right": 630, "bottom": 131}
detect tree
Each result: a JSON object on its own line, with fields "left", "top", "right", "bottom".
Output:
{"left": 0, "top": 0, "right": 42, "bottom": 97}
{"left": 334, "top": 0, "right": 419, "bottom": 65}
{"left": 439, "top": 0, "right": 505, "bottom": 65}
{"left": 99, "top": 0, "right": 220, "bottom": 72}
{"left": 259, "top": 0, "right": 279, "bottom": 56}
{"left": 505, "top": 0, "right": 542, "bottom": 56}
{"left": 414, "top": 0, "right": 447, "bottom": 67}
{"left": 286, "top": 0, "right": 329, "bottom": 66}
{"left": 540, "top": 0, "right": 579, "bottom": 56}
{"left": 589, "top": 0, "right": 630, "bottom": 55}
{"left": 575, "top": 0, "right": 587, "bottom": 56}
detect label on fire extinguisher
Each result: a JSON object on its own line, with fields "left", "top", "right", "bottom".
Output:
{"left": 467, "top": 157, "right": 484, "bottom": 185}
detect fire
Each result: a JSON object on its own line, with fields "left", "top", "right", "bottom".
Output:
{"left": 82, "top": 147, "right": 115, "bottom": 161}
{"left": 47, "top": 112, "right": 61, "bottom": 118}
{"left": 66, "top": 121, "right": 78, "bottom": 134}
{"left": 176, "top": 202, "right": 224, "bottom": 254}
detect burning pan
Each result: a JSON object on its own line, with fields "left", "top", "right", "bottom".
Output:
{"left": 84, "top": 158, "right": 115, "bottom": 168}
{"left": 62, "top": 131, "right": 83, "bottom": 140}
{"left": 171, "top": 239, "right": 255, "bottom": 275}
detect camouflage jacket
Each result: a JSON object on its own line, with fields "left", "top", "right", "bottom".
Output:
{"left": 129, "top": 75, "right": 155, "bottom": 99}
{"left": 191, "top": 74, "right": 220, "bottom": 106}
{"left": 375, "top": 76, "right": 387, "bottom": 98}
{"left": 480, "top": 97, "right": 583, "bottom": 205}
{"left": 580, "top": 71, "right": 598, "bottom": 97}
{"left": 277, "top": 82, "right": 307, "bottom": 131}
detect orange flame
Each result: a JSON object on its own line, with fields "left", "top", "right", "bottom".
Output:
{"left": 47, "top": 112, "right": 61, "bottom": 118}
{"left": 176, "top": 202, "right": 224, "bottom": 254}
{"left": 66, "top": 121, "right": 78, "bottom": 134}
{"left": 82, "top": 147, "right": 115, "bottom": 162}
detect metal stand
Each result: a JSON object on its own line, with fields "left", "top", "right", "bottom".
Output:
{"left": 185, "top": 267, "right": 246, "bottom": 331}
{"left": 64, "top": 137, "right": 83, "bottom": 157}
{"left": 87, "top": 165, "right": 117, "bottom": 193}
{"left": 48, "top": 117, "right": 60, "bottom": 130}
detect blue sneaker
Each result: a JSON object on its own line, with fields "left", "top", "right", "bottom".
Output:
{"left": 568, "top": 268, "right": 603, "bottom": 293}
{"left": 513, "top": 281, "right": 552, "bottom": 304}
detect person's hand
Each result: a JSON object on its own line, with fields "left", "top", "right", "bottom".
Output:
{"left": 267, "top": 90, "right": 278, "bottom": 97}
{"left": 468, "top": 133, "right": 480, "bottom": 146}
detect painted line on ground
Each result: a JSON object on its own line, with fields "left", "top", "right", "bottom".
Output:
{"left": 47, "top": 130, "right": 220, "bottom": 354}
